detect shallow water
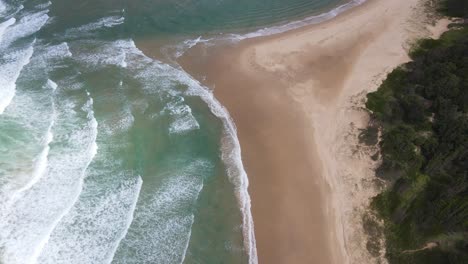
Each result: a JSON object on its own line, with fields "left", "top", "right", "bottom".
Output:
{"left": 0, "top": 0, "right": 353, "bottom": 263}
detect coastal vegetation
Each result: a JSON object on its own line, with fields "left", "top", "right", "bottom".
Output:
{"left": 366, "top": 0, "right": 468, "bottom": 263}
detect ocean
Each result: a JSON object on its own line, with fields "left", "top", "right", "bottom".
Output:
{"left": 0, "top": 0, "right": 362, "bottom": 263}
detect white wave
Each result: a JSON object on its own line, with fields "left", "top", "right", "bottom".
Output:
{"left": 109, "top": 111, "right": 134, "bottom": 134}
{"left": 120, "top": 52, "right": 127, "bottom": 68}
{"left": 0, "top": 74, "right": 56, "bottom": 208}
{"left": 19, "top": 42, "right": 73, "bottom": 80}
{"left": 162, "top": 36, "right": 213, "bottom": 61}
{"left": 113, "top": 161, "right": 207, "bottom": 264}
{"left": 70, "top": 39, "right": 131, "bottom": 67}
{"left": 94, "top": 40, "right": 201, "bottom": 135}
{"left": 15, "top": 120, "right": 53, "bottom": 194}
{"left": 180, "top": 71, "right": 258, "bottom": 264}
{"left": 46, "top": 79, "right": 57, "bottom": 90}
{"left": 36, "top": 36, "right": 251, "bottom": 261}
{"left": 0, "top": 92, "right": 98, "bottom": 264}
{"left": 136, "top": 53, "right": 257, "bottom": 262}
{"left": 70, "top": 39, "right": 135, "bottom": 69}
{"left": 62, "top": 16, "right": 124, "bottom": 39}
{"left": 106, "top": 177, "right": 143, "bottom": 264}
{"left": 177, "top": 37, "right": 203, "bottom": 57}
{"left": 41, "top": 42, "right": 72, "bottom": 59}
{"left": 230, "top": 0, "right": 366, "bottom": 40}
{"left": 96, "top": 16, "right": 125, "bottom": 28}
{"left": 76, "top": 15, "right": 125, "bottom": 31}
{"left": 152, "top": 2, "right": 369, "bottom": 261}
{"left": 169, "top": 112, "right": 200, "bottom": 134}
{"left": 120, "top": 41, "right": 257, "bottom": 262}
{"left": 35, "top": 1, "right": 52, "bottom": 10}
{"left": 0, "top": 2, "right": 24, "bottom": 19}
{"left": 36, "top": 176, "right": 143, "bottom": 264}
{"left": 11, "top": 82, "right": 58, "bottom": 195}
{"left": 0, "top": 9, "right": 50, "bottom": 115}
{"left": 101, "top": 49, "right": 127, "bottom": 68}
{"left": 29, "top": 94, "right": 98, "bottom": 264}
{"left": 0, "top": 18, "right": 15, "bottom": 43}
{"left": 0, "top": 0, "right": 6, "bottom": 14}
{"left": 162, "top": 99, "right": 200, "bottom": 134}
{"left": 0, "top": 46, "right": 34, "bottom": 114}
{"left": 0, "top": 10, "right": 49, "bottom": 48}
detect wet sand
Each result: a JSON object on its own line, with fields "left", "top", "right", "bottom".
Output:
{"left": 178, "top": 0, "right": 450, "bottom": 263}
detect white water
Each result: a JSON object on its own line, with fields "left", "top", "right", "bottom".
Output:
{"left": 41, "top": 42, "right": 72, "bottom": 59}
{"left": 0, "top": 78, "right": 58, "bottom": 214}
{"left": 164, "top": 98, "right": 200, "bottom": 134}
{"left": 0, "top": 87, "right": 55, "bottom": 219}
{"left": 15, "top": 119, "right": 53, "bottom": 194}
{"left": 231, "top": 0, "right": 366, "bottom": 40}
{"left": 0, "top": 0, "right": 374, "bottom": 261}
{"left": 61, "top": 15, "right": 124, "bottom": 40}
{"left": 0, "top": 4, "right": 51, "bottom": 114}
{"left": 11, "top": 79, "right": 59, "bottom": 195}
{"left": 113, "top": 162, "right": 207, "bottom": 264}
{"left": 159, "top": 2, "right": 376, "bottom": 262}
{"left": 37, "top": 176, "right": 143, "bottom": 264}
{"left": 46, "top": 79, "right": 58, "bottom": 90}
{"left": 161, "top": 0, "right": 368, "bottom": 64}
{"left": 0, "top": 93, "right": 98, "bottom": 264}
{"left": 182, "top": 72, "right": 258, "bottom": 264}
{"left": 118, "top": 40, "right": 258, "bottom": 262}
{"left": 0, "top": 18, "right": 15, "bottom": 43}
{"left": 76, "top": 38, "right": 212, "bottom": 263}
{"left": 35, "top": 1, "right": 52, "bottom": 10}
{"left": 0, "top": 46, "right": 34, "bottom": 114}
{"left": 140, "top": 34, "right": 259, "bottom": 261}
{"left": 0, "top": 0, "right": 6, "bottom": 14}
{"left": 106, "top": 177, "right": 143, "bottom": 264}
{"left": 0, "top": 10, "right": 49, "bottom": 48}
{"left": 17, "top": 32, "right": 215, "bottom": 263}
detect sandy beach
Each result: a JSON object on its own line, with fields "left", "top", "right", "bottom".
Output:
{"left": 180, "top": 0, "right": 450, "bottom": 263}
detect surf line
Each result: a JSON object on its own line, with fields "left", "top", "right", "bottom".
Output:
{"left": 14, "top": 80, "right": 57, "bottom": 195}
{"left": 179, "top": 70, "right": 258, "bottom": 264}
{"left": 105, "top": 176, "right": 143, "bottom": 264}
{"left": 28, "top": 91, "right": 99, "bottom": 264}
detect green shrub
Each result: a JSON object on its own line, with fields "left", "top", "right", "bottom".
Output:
{"left": 366, "top": 3, "right": 468, "bottom": 262}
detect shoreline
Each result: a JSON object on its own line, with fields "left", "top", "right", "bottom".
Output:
{"left": 178, "top": 0, "right": 451, "bottom": 263}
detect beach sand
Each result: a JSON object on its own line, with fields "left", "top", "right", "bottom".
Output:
{"left": 179, "top": 0, "right": 450, "bottom": 263}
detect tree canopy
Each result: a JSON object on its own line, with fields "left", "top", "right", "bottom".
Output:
{"left": 366, "top": 1, "right": 468, "bottom": 263}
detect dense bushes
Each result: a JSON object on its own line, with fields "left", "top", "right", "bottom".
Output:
{"left": 366, "top": 1, "right": 468, "bottom": 263}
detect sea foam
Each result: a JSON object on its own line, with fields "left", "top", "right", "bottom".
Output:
{"left": 0, "top": 18, "right": 15, "bottom": 44}
{"left": 0, "top": 92, "right": 98, "bottom": 264}
{"left": 163, "top": 99, "right": 200, "bottom": 134}
{"left": 0, "top": 0, "right": 6, "bottom": 14}
{"left": 37, "top": 176, "right": 142, "bottom": 264}
{"left": 46, "top": 79, "right": 57, "bottom": 90}
{"left": 0, "top": 84, "right": 55, "bottom": 223}
{"left": 15, "top": 119, "right": 53, "bottom": 194}
{"left": 230, "top": 0, "right": 366, "bottom": 40}
{"left": 181, "top": 72, "right": 258, "bottom": 264}
{"left": 61, "top": 16, "right": 124, "bottom": 40}
{"left": 0, "top": 10, "right": 49, "bottom": 48}
{"left": 0, "top": 5, "right": 51, "bottom": 114}
{"left": 113, "top": 161, "right": 207, "bottom": 264}
{"left": 123, "top": 42, "right": 258, "bottom": 263}
{"left": 0, "top": 46, "right": 34, "bottom": 114}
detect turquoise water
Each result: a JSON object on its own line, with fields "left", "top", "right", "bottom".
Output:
{"left": 0, "top": 0, "right": 361, "bottom": 263}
